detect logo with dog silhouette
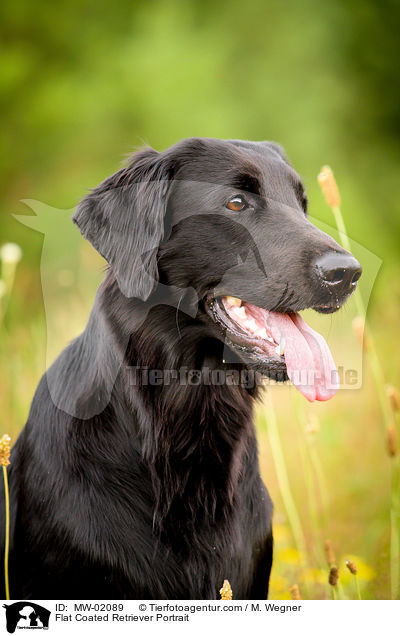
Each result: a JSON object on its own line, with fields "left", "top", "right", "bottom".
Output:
{"left": 3, "top": 602, "right": 50, "bottom": 633}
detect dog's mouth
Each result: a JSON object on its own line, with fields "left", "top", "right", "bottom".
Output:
{"left": 207, "top": 296, "right": 339, "bottom": 402}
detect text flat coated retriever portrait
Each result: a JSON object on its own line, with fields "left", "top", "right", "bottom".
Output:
{"left": 0, "top": 138, "right": 362, "bottom": 599}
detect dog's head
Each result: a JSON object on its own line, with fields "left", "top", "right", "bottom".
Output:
{"left": 73, "top": 137, "right": 361, "bottom": 402}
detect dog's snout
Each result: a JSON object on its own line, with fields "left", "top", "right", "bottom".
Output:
{"left": 314, "top": 251, "right": 362, "bottom": 294}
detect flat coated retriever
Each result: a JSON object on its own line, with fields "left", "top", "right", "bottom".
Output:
{"left": 1, "top": 138, "right": 361, "bottom": 599}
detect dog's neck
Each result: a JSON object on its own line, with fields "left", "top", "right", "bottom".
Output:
{"left": 100, "top": 276, "right": 257, "bottom": 545}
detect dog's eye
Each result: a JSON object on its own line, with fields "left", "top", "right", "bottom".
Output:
{"left": 226, "top": 195, "right": 248, "bottom": 212}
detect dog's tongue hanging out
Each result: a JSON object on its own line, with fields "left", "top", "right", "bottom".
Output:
{"left": 242, "top": 303, "right": 340, "bottom": 402}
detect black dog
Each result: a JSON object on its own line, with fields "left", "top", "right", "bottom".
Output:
{"left": 1, "top": 138, "right": 361, "bottom": 599}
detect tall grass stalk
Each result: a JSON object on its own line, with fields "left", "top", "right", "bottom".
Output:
{"left": 294, "top": 395, "right": 330, "bottom": 530}
{"left": 2, "top": 466, "right": 9, "bottom": 600}
{"left": 388, "top": 397, "right": 400, "bottom": 599}
{"left": 0, "top": 243, "right": 22, "bottom": 326}
{"left": 318, "top": 166, "right": 399, "bottom": 598}
{"left": 390, "top": 456, "right": 400, "bottom": 599}
{"left": 294, "top": 416, "right": 321, "bottom": 557}
{"left": 355, "top": 575, "right": 362, "bottom": 601}
{"left": 262, "top": 391, "right": 309, "bottom": 593}
{"left": 0, "top": 434, "right": 11, "bottom": 600}
{"left": 346, "top": 559, "right": 362, "bottom": 600}
{"left": 307, "top": 440, "right": 330, "bottom": 532}
{"left": 293, "top": 396, "right": 326, "bottom": 568}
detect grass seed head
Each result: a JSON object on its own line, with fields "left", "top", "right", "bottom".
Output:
{"left": 345, "top": 559, "right": 358, "bottom": 575}
{"left": 289, "top": 584, "right": 301, "bottom": 600}
{"left": 220, "top": 579, "right": 232, "bottom": 600}
{"left": 329, "top": 566, "right": 339, "bottom": 586}
{"left": 0, "top": 243, "right": 22, "bottom": 265}
{"left": 386, "top": 385, "right": 400, "bottom": 413}
{"left": 0, "top": 434, "right": 11, "bottom": 466}
{"left": 352, "top": 316, "right": 368, "bottom": 352}
{"left": 318, "top": 165, "right": 341, "bottom": 208}
{"left": 386, "top": 425, "right": 397, "bottom": 457}
{"left": 324, "top": 539, "right": 336, "bottom": 566}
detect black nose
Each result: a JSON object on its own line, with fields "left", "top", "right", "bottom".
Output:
{"left": 314, "top": 252, "right": 362, "bottom": 296}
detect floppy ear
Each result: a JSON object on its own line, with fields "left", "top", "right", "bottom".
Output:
{"left": 73, "top": 147, "right": 173, "bottom": 300}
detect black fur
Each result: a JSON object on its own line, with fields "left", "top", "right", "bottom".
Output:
{"left": 1, "top": 137, "right": 354, "bottom": 599}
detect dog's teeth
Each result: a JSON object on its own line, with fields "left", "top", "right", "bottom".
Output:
{"left": 232, "top": 305, "right": 246, "bottom": 320}
{"left": 276, "top": 337, "right": 286, "bottom": 356}
{"left": 257, "top": 328, "right": 268, "bottom": 339}
{"left": 245, "top": 318, "right": 257, "bottom": 332}
{"left": 225, "top": 296, "right": 242, "bottom": 307}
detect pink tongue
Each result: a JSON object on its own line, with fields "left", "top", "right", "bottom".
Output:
{"left": 290, "top": 313, "right": 339, "bottom": 401}
{"left": 249, "top": 306, "right": 339, "bottom": 402}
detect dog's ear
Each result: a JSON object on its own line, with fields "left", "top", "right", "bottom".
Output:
{"left": 73, "top": 148, "right": 173, "bottom": 300}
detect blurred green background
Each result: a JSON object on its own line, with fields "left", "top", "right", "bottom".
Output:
{"left": 1, "top": 0, "right": 400, "bottom": 599}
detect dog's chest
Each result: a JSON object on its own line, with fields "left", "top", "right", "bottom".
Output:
{"left": 84, "top": 468, "right": 271, "bottom": 599}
